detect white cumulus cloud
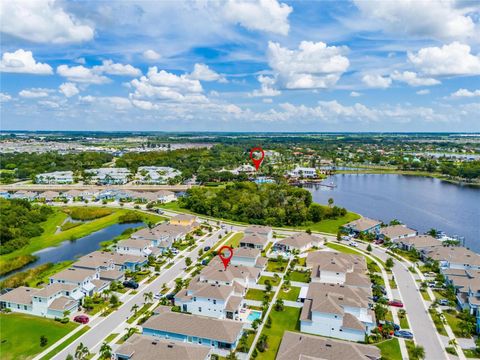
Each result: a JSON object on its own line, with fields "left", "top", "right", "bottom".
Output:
{"left": 0, "top": 92, "right": 12, "bottom": 102}
{"left": 143, "top": 50, "right": 161, "bottom": 61}
{"left": 19, "top": 88, "right": 51, "bottom": 98}
{"left": 59, "top": 82, "right": 79, "bottom": 97}
{"left": 188, "top": 63, "right": 226, "bottom": 82}
{"left": 408, "top": 42, "right": 480, "bottom": 76}
{"left": 0, "top": 0, "right": 94, "bottom": 44}
{"left": 416, "top": 89, "right": 430, "bottom": 95}
{"left": 0, "top": 49, "right": 53, "bottom": 75}
{"left": 93, "top": 60, "right": 141, "bottom": 77}
{"left": 267, "top": 41, "right": 350, "bottom": 89}
{"left": 250, "top": 75, "right": 281, "bottom": 97}
{"left": 57, "top": 65, "right": 110, "bottom": 84}
{"left": 362, "top": 74, "right": 392, "bottom": 89}
{"left": 450, "top": 88, "right": 480, "bottom": 98}
{"left": 390, "top": 71, "right": 440, "bottom": 86}
{"left": 224, "top": 0, "right": 292, "bottom": 35}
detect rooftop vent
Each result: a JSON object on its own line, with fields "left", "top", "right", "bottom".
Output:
{"left": 326, "top": 344, "right": 332, "bottom": 347}
{"left": 167, "top": 344, "right": 173, "bottom": 348}
{"left": 152, "top": 341, "right": 157, "bottom": 345}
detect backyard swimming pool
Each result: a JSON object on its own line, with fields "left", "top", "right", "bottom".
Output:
{"left": 247, "top": 310, "right": 262, "bottom": 322}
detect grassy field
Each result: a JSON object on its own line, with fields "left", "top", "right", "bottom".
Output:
{"left": 0, "top": 207, "right": 165, "bottom": 274}
{"left": 443, "top": 311, "right": 467, "bottom": 338}
{"left": 224, "top": 232, "right": 244, "bottom": 248}
{"left": 245, "top": 289, "right": 273, "bottom": 302}
{"left": 277, "top": 286, "right": 301, "bottom": 301}
{"left": 266, "top": 259, "right": 289, "bottom": 273}
{"left": 288, "top": 270, "right": 311, "bottom": 283}
{"left": 375, "top": 338, "right": 402, "bottom": 360}
{"left": 0, "top": 313, "right": 78, "bottom": 360}
{"left": 259, "top": 276, "right": 281, "bottom": 286}
{"left": 256, "top": 306, "right": 301, "bottom": 360}
{"left": 325, "top": 242, "right": 364, "bottom": 255}
{"left": 39, "top": 326, "right": 90, "bottom": 360}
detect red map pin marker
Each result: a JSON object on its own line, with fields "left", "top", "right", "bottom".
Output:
{"left": 250, "top": 147, "right": 265, "bottom": 171}
{"left": 218, "top": 245, "right": 233, "bottom": 270}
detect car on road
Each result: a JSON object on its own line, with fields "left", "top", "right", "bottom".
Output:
{"left": 427, "top": 281, "right": 437, "bottom": 288}
{"left": 341, "top": 235, "right": 351, "bottom": 241}
{"left": 438, "top": 299, "right": 449, "bottom": 306}
{"left": 154, "top": 293, "right": 163, "bottom": 300}
{"left": 388, "top": 300, "right": 404, "bottom": 308}
{"left": 73, "top": 315, "right": 89, "bottom": 324}
{"left": 123, "top": 280, "right": 139, "bottom": 289}
{"left": 171, "top": 248, "right": 179, "bottom": 255}
{"left": 394, "top": 330, "right": 413, "bottom": 339}
{"left": 349, "top": 241, "right": 358, "bottom": 247}
{"left": 203, "top": 246, "right": 211, "bottom": 251}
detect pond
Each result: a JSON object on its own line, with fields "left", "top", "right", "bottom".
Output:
{"left": 305, "top": 174, "right": 480, "bottom": 251}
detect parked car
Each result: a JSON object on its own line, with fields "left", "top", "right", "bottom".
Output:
{"left": 73, "top": 315, "right": 89, "bottom": 324}
{"left": 201, "top": 259, "right": 208, "bottom": 266}
{"left": 384, "top": 321, "right": 400, "bottom": 331}
{"left": 154, "top": 293, "right": 163, "bottom": 300}
{"left": 349, "top": 241, "right": 358, "bottom": 247}
{"left": 388, "top": 300, "right": 404, "bottom": 308}
{"left": 394, "top": 330, "right": 413, "bottom": 339}
{"left": 427, "top": 281, "right": 436, "bottom": 288}
{"left": 203, "top": 246, "right": 211, "bottom": 251}
{"left": 374, "top": 240, "right": 384, "bottom": 245}
{"left": 123, "top": 280, "right": 139, "bottom": 289}
{"left": 372, "top": 295, "right": 388, "bottom": 303}
{"left": 438, "top": 299, "right": 449, "bottom": 306}
{"left": 341, "top": 235, "right": 351, "bottom": 241}
{"left": 165, "top": 293, "right": 175, "bottom": 301}
{"left": 171, "top": 248, "right": 179, "bottom": 255}
{"left": 372, "top": 284, "right": 387, "bottom": 295}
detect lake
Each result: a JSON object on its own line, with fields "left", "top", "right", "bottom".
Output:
{"left": 1, "top": 222, "right": 143, "bottom": 280}
{"left": 305, "top": 174, "right": 480, "bottom": 251}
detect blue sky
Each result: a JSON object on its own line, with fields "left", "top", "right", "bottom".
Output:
{"left": 1, "top": 0, "right": 480, "bottom": 132}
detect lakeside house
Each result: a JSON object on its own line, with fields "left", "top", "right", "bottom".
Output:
{"left": 49, "top": 267, "right": 99, "bottom": 297}
{"left": 85, "top": 168, "right": 131, "bottom": 185}
{"left": 300, "top": 282, "right": 375, "bottom": 342}
{"left": 174, "top": 275, "right": 245, "bottom": 320}
{"left": 422, "top": 246, "right": 480, "bottom": 270}
{"left": 131, "top": 223, "right": 188, "bottom": 251}
{"left": 306, "top": 251, "right": 370, "bottom": 288}
{"left": 116, "top": 238, "right": 157, "bottom": 258}
{"left": 394, "top": 235, "right": 442, "bottom": 251}
{"left": 136, "top": 166, "right": 181, "bottom": 184}
{"left": 273, "top": 233, "right": 324, "bottom": 253}
{"left": 287, "top": 166, "right": 318, "bottom": 178}
{"left": 378, "top": 225, "right": 417, "bottom": 241}
{"left": 115, "top": 334, "right": 211, "bottom": 360}
{"left": 342, "top": 217, "right": 382, "bottom": 236}
{"left": 35, "top": 171, "right": 74, "bottom": 184}
{"left": 142, "top": 306, "right": 244, "bottom": 350}
{"left": 277, "top": 331, "right": 381, "bottom": 360}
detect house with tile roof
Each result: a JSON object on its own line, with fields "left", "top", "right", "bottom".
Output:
{"left": 273, "top": 233, "right": 324, "bottom": 253}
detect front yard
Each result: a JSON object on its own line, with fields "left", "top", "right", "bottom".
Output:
{"left": 375, "top": 338, "right": 402, "bottom": 360}
{"left": 0, "top": 313, "right": 78, "bottom": 360}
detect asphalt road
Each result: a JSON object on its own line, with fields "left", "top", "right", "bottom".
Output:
{"left": 51, "top": 228, "right": 223, "bottom": 360}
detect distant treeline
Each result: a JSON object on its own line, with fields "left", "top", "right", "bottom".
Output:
{"left": 0, "top": 151, "right": 113, "bottom": 180}
{"left": 178, "top": 182, "right": 347, "bottom": 227}
{"left": 0, "top": 199, "right": 53, "bottom": 255}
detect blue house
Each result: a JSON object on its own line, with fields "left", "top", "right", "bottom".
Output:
{"left": 142, "top": 307, "right": 244, "bottom": 350}
{"left": 342, "top": 217, "right": 382, "bottom": 236}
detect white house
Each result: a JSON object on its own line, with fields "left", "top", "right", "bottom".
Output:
{"left": 300, "top": 283, "right": 375, "bottom": 342}
{"left": 422, "top": 246, "right": 480, "bottom": 270}
{"left": 274, "top": 233, "right": 323, "bottom": 253}
{"left": 85, "top": 168, "right": 131, "bottom": 185}
{"left": 244, "top": 225, "right": 273, "bottom": 241}
{"left": 35, "top": 171, "right": 74, "bottom": 184}
{"left": 199, "top": 257, "right": 261, "bottom": 287}
{"left": 49, "top": 267, "right": 99, "bottom": 297}
{"left": 287, "top": 166, "right": 317, "bottom": 178}
{"left": 379, "top": 225, "right": 417, "bottom": 241}
{"left": 230, "top": 247, "right": 267, "bottom": 269}
{"left": 116, "top": 239, "right": 158, "bottom": 258}
{"left": 136, "top": 166, "right": 181, "bottom": 184}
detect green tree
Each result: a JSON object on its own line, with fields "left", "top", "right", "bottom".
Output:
{"left": 110, "top": 294, "right": 119, "bottom": 307}
{"left": 40, "top": 335, "right": 48, "bottom": 347}
{"left": 256, "top": 334, "right": 268, "bottom": 352}
{"left": 274, "top": 298, "right": 284, "bottom": 311}
{"left": 251, "top": 318, "right": 261, "bottom": 330}
{"left": 185, "top": 257, "right": 192, "bottom": 267}
{"left": 367, "top": 244, "right": 372, "bottom": 252}
{"left": 328, "top": 198, "right": 334, "bottom": 207}
{"left": 385, "top": 257, "right": 394, "bottom": 269}
{"left": 74, "top": 342, "right": 89, "bottom": 360}
{"left": 411, "top": 345, "right": 425, "bottom": 359}
{"left": 99, "top": 342, "right": 112, "bottom": 360}
{"left": 131, "top": 303, "right": 139, "bottom": 315}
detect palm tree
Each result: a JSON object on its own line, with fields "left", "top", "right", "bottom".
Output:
{"left": 131, "top": 304, "right": 139, "bottom": 315}
{"left": 411, "top": 345, "right": 425, "bottom": 360}
{"left": 144, "top": 291, "right": 153, "bottom": 304}
{"left": 74, "top": 342, "right": 89, "bottom": 360}
{"left": 124, "top": 327, "right": 138, "bottom": 340}
{"left": 448, "top": 338, "right": 458, "bottom": 348}
{"left": 99, "top": 342, "right": 112, "bottom": 359}
{"left": 274, "top": 299, "right": 284, "bottom": 311}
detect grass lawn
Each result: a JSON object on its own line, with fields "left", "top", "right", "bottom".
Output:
{"left": 127, "top": 303, "right": 152, "bottom": 324}
{"left": 294, "top": 211, "right": 360, "bottom": 234}
{"left": 443, "top": 311, "right": 468, "bottom": 338}
{"left": 278, "top": 286, "right": 301, "bottom": 301}
{"left": 261, "top": 242, "right": 273, "bottom": 256}
{"left": 464, "top": 349, "right": 480, "bottom": 358}
{"left": 259, "top": 276, "right": 281, "bottom": 286}
{"left": 420, "top": 290, "right": 431, "bottom": 301}
{"left": 0, "top": 313, "right": 78, "bottom": 360}
{"left": 0, "top": 207, "right": 165, "bottom": 274}
{"left": 256, "top": 306, "right": 301, "bottom": 360}
{"left": 104, "top": 333, "right": 119, "bottom": 344}
{"left": 266, "top": 259, "right": 289, "bottom": 273}
{"left": 399, "top": 316, "right": 410, "bottom": 329}
{"left": 245, "top": 289, "right": 273, "bottom": 302}
{"left": 389, "top": 278, "right": 398, "bottom": 289}
{"left": 325, "top": 242, "right": 365, "bottom": 255}
{"left": 375, "top": 338, "right": 402, "bottom": 360}
{"left": 224, "top": 232, "right": 244, "bottom": 248}
{"left": 288, "top": 270, "right": 311, "bottom": 283}
{"left": 39, "top": 326, "right": 90, "bottom": 360}
{"left": 429, "top": 309, "right": 448, "bottom": 336}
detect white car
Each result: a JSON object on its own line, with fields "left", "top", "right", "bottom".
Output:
{"left": 341, "top": 235, "right": 351, "bottom": 241}
{"left": 349, "top": 241, "right": 358, "bottom": 247}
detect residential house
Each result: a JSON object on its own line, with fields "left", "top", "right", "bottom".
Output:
{"left": 63, "top": 189, "right": 83, "bottom": 201}
{"left": 287, "top": 166, "right": 318, "bottom": 178}
{"left": 394, "top": 235, "right": 442, "bottom": 251}
{"left": 39, "top": 190, "right": 60, "bottom": 202}
{"left": 116, "top": 239, "right": 158, "bottom": 258}
{"left": 379, "top": 225, "right": 417, "bottom": 241}
{"left": 342, "top": 217, "right": 382, "bottom": 236}
{"left": 0, "top": 283, "right": 81, "bottom": 319}
{"left": 115, "top": 334, "right": 211, "bottom": 360}
{"left": 277, "top": 331, "right": 381, "bottom": 360}
{"left": 239, "top": 233, "right": 269, "bottom": 250}
{"left": 230, "top": 247, "right": 267, "bottom": 269}
{"left": 11, "top": 190, "right": 37, "bottom": 201}
{"left": 136, "top": 166, "right": 181, "bottom": 184}
{"left": 422, "top": 246, "right": 480, "bottom": 270}
{"left": 133, "top": 190, "right": 176, "bottom": 203}
{"left": 274, "top": 233, "right": 323, "bottom": 253}
{"left": 85, "top": 168, "right": 131, "bottom": 185}
{"left": 200, "top": 257, "right": 261, "bottom": 287}
{"left": 49, "top": 267, "right": 99, "bottom": 297}
{"left": 142, "top": 306, "right": 244, "bottom": 350}
{"left": 300, "top": 283, "right": 375, "bottom": 342}
{"left": 175, "top": 276, "right": 245, "bottom": 320}
{"left": 306, "top": 251, "right": 370, "bottom": 288}
{"left": 244, "top": 225, "right": 273, "bottom": 241}
{"left": 170, "top": 214, "right": 199, "bottom": 228}
{"left": 110, "top": 252, "right": 148, "bottom": 272}
{"left": 131, "top": 223, "right": 188, "bottom": 251}
{"left": 230, "top": 164, "right": 256, "bottom": 175}
{"left": 35, "top": 171, "right": 74, "bottom": 184}
{"left": 73, "top": 251, "right": 125, "bottom": 283}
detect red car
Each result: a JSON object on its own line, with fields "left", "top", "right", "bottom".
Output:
{"left": 74, "top": 315, "right": 89, "bottom": 324}
{"left": 388, "top": 300, "right": 404, "bottom": 308}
